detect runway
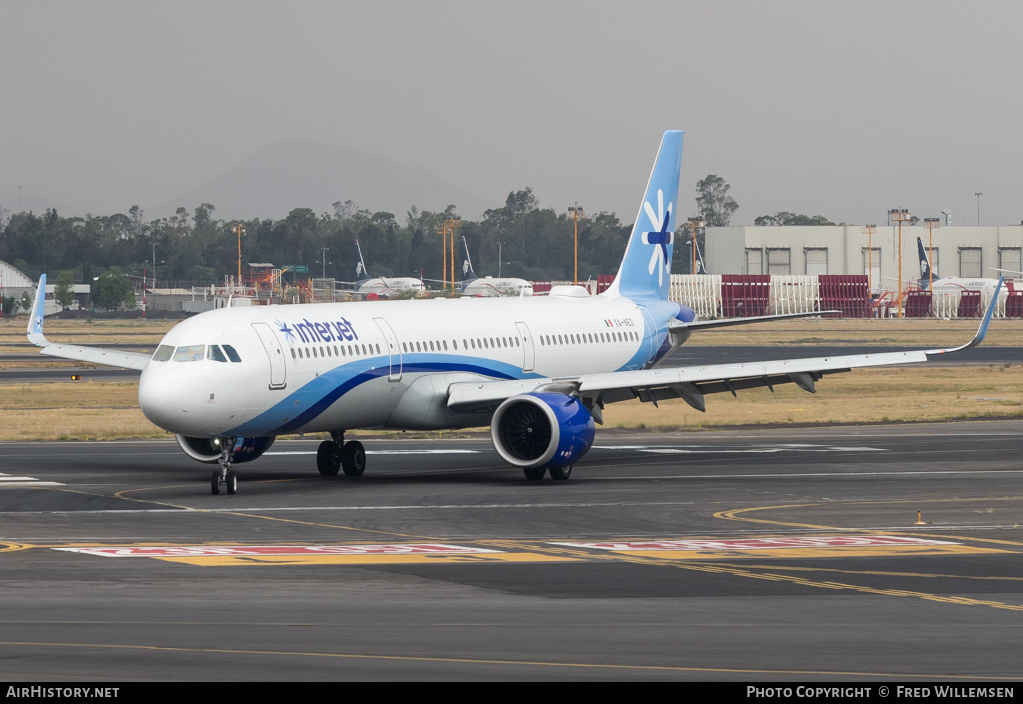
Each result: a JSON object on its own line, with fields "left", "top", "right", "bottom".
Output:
{"left": 1, "top": 421, "right": 1021, "bottom": 680}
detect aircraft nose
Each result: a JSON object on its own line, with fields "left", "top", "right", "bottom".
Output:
{"left": 138, "top": 363, "right": 189, "bottom": 433}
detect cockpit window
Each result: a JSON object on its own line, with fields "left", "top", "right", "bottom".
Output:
{"left": 173, "top": 345, "right": 206, "bottom": 362}
{"left": 222, "top": 345, "right": 242, "bottom": 363}
{"left": 207, "top": 345, "right": 228, "bottom": 362}
{"left": 152, "top": 345, "right": 174, "bottom": 362}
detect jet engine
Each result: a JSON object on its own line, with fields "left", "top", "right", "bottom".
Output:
{"left": 176, "top": 435, "right": 276, "bottom": 464}
{"left": 490, "top": 393, "right": 595, "bottom": 473}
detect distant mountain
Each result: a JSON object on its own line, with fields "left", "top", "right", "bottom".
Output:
{"left": 150, "top": 141, "right": 496, "bottom": 222}
{"left": 0, "top": 189, "right": 67, "bottom": 217}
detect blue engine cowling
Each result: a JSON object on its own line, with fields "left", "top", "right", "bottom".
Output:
{"left": 176, "top": 435, "right": 276, "bottom": 464}
{"left": 490, "top": 393, "right": 595, "bottom": 469}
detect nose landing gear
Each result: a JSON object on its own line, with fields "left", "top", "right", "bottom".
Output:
{"left": 211, "top": 437, "right": 238, "bottom": 495}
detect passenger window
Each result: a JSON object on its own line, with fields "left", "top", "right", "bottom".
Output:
{"left": 152, "top": 345, "right": 174, "bottom": 362}
{"left": 173, "top": 345, "right": 205, "bottom": 362}
{"left": 207, "top": 345, "right": 228, "bottom": 362}
{"left": 223, "top": 345, "right": 242, "bottom": 363}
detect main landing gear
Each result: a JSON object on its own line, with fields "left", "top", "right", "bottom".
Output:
{"left": 211, "top": 437, "right": 238, "bottom": 495}
{"left": 523, "top": 465, "right": 572, "bottom": 481}
{"left": 317, "top": 431, "right": 367, "bottom": 478}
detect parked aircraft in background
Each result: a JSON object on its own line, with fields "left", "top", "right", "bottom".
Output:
{"left": 340, "top": 240, "right": 426, "bottom": 299}
{"left": 457, "top": 236, "right": 534, "bottom": 297}
{"left": 917, "top": 237, "right": 1007, "bottom": 298}
{"left": 27, "top": 131, "right": 1000, "bottom": 494}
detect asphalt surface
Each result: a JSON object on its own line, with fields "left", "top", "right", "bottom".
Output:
{"left": 1, "top": 422, "right": 1022, "bottom": 681}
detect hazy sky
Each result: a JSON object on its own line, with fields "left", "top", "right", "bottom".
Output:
{"left": 2, "top": 1, "right": 1021, "bottom": 226}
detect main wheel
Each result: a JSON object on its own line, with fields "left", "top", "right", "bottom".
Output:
{"left": 210, "top": 471, "right": 221, "bottom": 495}
{"left": 226, "top": 471, "right": 238, "bottom": 495}
{"left": 340, "top": 441, "right": 366, "bottom": 477}
{"left": 549, "top": 465, "right": 572, "bottom": 481}
{"left": 523, "top": 467, "right": 546, "bottom": 480}
{"left": 316, "top": 440, "right": 341, "bottom": 477}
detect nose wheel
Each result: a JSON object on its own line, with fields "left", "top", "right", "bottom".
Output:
{"left": 211, "top": 438, "right": 239, "bottom": 495}
{"left": 211, "top": 470, "right": 237, "bottom": 495}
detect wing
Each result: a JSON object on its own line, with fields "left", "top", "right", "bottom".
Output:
{"left": 26, "top": 275, "right": 152, "bottom": 371}
{"left": 669, "top": 310, "right": 841, "bottom": 332}
{"left": 448, "top": 279, "right": 1002, "bottom": 421}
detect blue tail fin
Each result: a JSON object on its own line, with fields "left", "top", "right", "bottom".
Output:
{"left": 354, "top": 240, "right": 371, "bottom": 282}
{"left": 605, "top": 130, "right": 684, "bottom": 300}
{"left": 917, "top": 237, "right": 935, "bottom": 286}
{"left": 459, "top": 236, "right": 478, "bottom": 283}
{"left": 27, "top": 274, "right": 47, "bottom": 345}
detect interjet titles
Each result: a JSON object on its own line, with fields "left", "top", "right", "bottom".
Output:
{"left": 293, "top": 317, "right": 358, "bottom": 344}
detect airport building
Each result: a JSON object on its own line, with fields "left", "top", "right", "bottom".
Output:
{"left": 702, "top": 225, "right": 1023, "bottom": 281}
{"left": 675, "top": 225, "right": 1023, "bottom": 319}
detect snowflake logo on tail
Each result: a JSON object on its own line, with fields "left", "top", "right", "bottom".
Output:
{"left": 641, "top": 189, "right": 673, "bottom": 286}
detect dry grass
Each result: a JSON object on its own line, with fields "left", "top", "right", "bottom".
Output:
{"left": 603, "top": 365, "right": 1023, "bottom": 429}
{"left": 0, "top": 317, "right": 1019, "bottom": 440}
{"left": 0, "top": 382, "right": 169, "bottom": 441}
{"left": 2, "top": 315, "right": 1022, "bottom": 346}
{"left": 685, "top": 317, "right": 1023, "bottom": 347}
{"left": 0, "top": 366, "right": 1019, "bottom": 441}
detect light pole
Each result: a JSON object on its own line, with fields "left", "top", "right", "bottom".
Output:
{"left": 923, "top": 218, "right": 940, "bottom": 292}
{"left": 888, "top": 208, "right": 911, "bottom": 318}
{"left": 568, "top": 204, "right": 584, "bottom": 285}
{"left": 320, "top": 247, "right": 330, "bottom": 278}
{"left": 232, "top": 223, "right": 246, "bottom": 289}
{"left": 861, "top": 224, "right": 876, "bottom": 295}
{"left": 975, "top": 191, "right": 982, "bottom": 226}
{"left": 687, "top": 217, "right": 705, "bottom": 273}
{"left": 498, "top": 241, "right": 503, "bottom": 277}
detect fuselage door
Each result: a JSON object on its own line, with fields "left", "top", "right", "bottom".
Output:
{"left": 251, "top": 322, "right": 287, "bottom": 389}
{"left": 515, "top": 321, "right": 535, "bottom": 373}
{"left": 373, "top": 317, "right": 402, "bottom": 382}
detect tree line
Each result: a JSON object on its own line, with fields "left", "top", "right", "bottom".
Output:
{"left": 0, "top": 175, "right": 838, "bottom": 309}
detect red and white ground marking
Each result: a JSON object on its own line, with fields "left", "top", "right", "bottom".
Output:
{"left": 552, "top": 536, "right": 957, "bottom": 551}
{"left": 55, "top": 544, "right": 501, "bottom": 558}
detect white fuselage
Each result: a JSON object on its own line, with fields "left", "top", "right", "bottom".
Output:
{"left": 463, "top": 277, "right": 534, "bottom": 297}
{"left": 356, "top": 277, "right": 426, "bottom": 298}
{"left": 139, "top": 293, "right": 666, "bottom": 439}
{"left": 923, "top": 277, "right": 1008, "bottom": 299}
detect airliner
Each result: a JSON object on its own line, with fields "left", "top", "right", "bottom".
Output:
{"left": 457, "top": 236, "right": 534, "bottom": 296}
{"left": 27, "top": 131, "right": 1000, "bottom": 494}
{"left": 916, "top": 237, "right": 1008, "bottom": 298}
{"left": 341, "top": 239, "right": 426, "bottom": 299}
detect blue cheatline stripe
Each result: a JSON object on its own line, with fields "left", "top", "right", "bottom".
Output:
{"left": 225, "top": 355, "right": 539, "bottom": 437}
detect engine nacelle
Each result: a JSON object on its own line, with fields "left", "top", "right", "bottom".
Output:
{"left": 491, "top": 392, "right": 595, "bottom": 469}
{"left": 176, "top": 435, "right": 276, "bottom": 464}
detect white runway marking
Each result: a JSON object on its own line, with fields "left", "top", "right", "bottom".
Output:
{"left": 595, "top": 444, "right": 886, "bottom": 454}
{"left": 0, "top": 473, "right": 63, "bottom": 487}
